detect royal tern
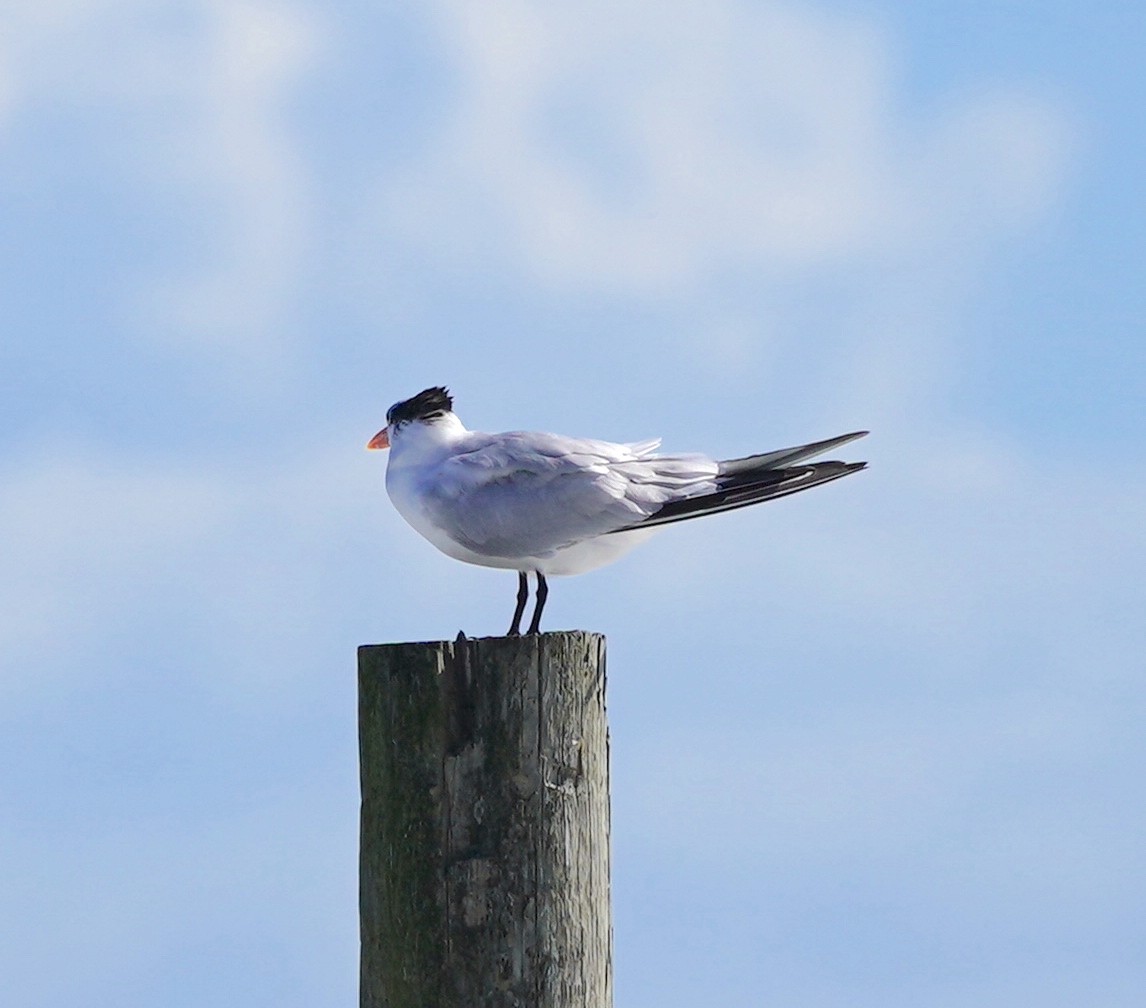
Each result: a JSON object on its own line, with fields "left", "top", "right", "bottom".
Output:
{"left": 368, "top": 387, "right": 867, "bottom": 635}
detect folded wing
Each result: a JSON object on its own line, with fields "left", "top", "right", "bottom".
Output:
{"left": 421, "top": 429, "right": 867, "bottom": 556}
{"left": 422, "top": 431, "right": 720, "bottom": 558}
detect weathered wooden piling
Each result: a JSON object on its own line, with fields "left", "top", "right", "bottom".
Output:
{"left": 358, "top": 631, "right": 611, "bottom": 1008}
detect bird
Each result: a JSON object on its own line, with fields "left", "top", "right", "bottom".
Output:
{"left": 367, "top": 386, "right": 867, "bottom": 636}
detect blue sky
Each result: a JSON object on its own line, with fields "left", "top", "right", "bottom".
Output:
{"left": 2, "top": 2, "right": 1144, "bottom": 1005}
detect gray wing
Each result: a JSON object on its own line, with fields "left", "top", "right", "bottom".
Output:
{"left": 421, "top": 431, "right": 719, "bottom": 559}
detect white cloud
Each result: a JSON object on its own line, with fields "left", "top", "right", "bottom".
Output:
{"left": 0, "top": 0, "right": 321, "bottom": 374}
{"left": 0, "top": 444, "right": 314, "bottom": 685}
{"left": 918, "top": 86, "right": 1075, "bottom": 230}
{"left": 0, "top": 449, "right": 233, "bottom": 693}
{"left": 2, "top": 3, "right": 1134, "bottom": 1005}
{"left": 140, "top": 0, "right": 321, "bottom": 365}
{"left": 378, "top": 0, "right": 1072, "bottom": 295}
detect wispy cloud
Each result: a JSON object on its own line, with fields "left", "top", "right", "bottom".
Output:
{"left": 1, "top": 0, "right": 321, "bottom": 379}
{"left": 136, "top": 0, "right": 321, "bottom": 368}
{"left": 379, "top": 0, "right": 1072, "bottom": 295}
{"left": 3, "top": 3, "right": 1137, "bottom": 1005}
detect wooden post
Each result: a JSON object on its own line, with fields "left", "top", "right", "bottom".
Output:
{"left": 358, "top": 631, "right": 612, "bottom": 1008}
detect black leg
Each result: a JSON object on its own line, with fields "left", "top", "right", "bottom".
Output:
{"left": 526, "top": 572, "right": 548, "bottom": 635}
{"left": 508, "top": 571, "right": 529, "bottom": 636}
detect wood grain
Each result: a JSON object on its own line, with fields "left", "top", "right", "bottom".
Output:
{"left": 358, "top": 632, "right": 611, "bottom": 1008}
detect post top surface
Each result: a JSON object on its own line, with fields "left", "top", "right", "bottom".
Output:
{"left": 358, "top": 630, "right": 605, "bottom": 653}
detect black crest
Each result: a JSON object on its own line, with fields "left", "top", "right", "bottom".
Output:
{"left": 387, "top": 386, "right": 454, "bottom": 426}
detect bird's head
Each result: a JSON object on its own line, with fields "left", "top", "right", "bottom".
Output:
{"left": 367, "top": 386, "right": 457, "bottom": 451}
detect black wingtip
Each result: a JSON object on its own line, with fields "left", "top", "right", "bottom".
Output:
{"left": 719, "top": 430, "right": 869, "bottom": 477}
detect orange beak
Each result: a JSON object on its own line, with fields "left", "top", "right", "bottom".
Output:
{"left": 366, "top": 427, "right": 390, "bottom": 450}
